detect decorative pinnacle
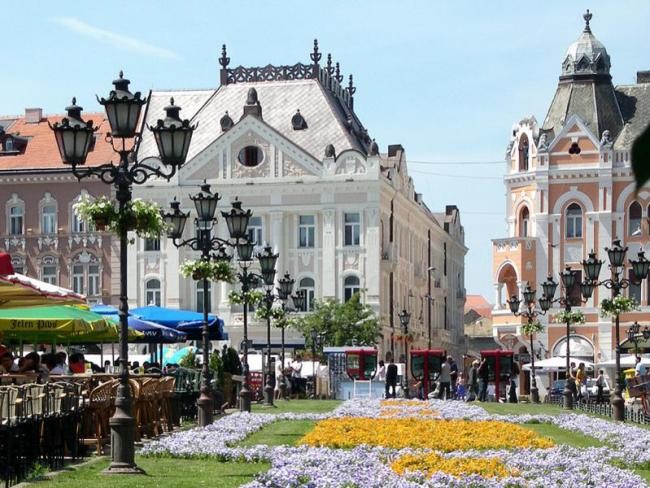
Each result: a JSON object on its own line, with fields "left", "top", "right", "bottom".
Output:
{"left": 326, "top": 53, "right": 334, "bottom": 75}
{"left": 583, "top": 9, "right": 592, "bottom": 32}
{"left": 119, "top": 70, "right": 124, "bottom": 78}
{"left": 310, "top": 39, "right": 321, "bottom": 64}
{"left": 170, "top": 97, "right": 175, "bottom": 105}
{"left": 219, "top": 44, "right": 230, "bottom": 68}
{"left": 71, "top": 97, "right": 76, "bottom": 105}
{"left": 347, "top": 74, "right": 356, "bottom": 95}
{"left": 335, "top": 62, "right": 342, "bottom": 83}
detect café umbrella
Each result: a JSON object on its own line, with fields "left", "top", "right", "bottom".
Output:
{"left": 0, "top": 305, "right": 113, "bottom": 343}
{"left": 90, "top": 304, "right": 187, "bottom": 344}
{"left": 0, "top": 252, "right": 86, "bottom": 308}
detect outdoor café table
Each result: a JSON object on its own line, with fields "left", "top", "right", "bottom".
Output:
{"left": 0, "top": 373, "right": 39, "bottom": 385}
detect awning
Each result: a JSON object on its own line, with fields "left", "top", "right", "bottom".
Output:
{"left": 522, "top": 356, "right": 594, "bottom": 372}
{"left": 598, "top": 355, "right": 650, "bottom": 368}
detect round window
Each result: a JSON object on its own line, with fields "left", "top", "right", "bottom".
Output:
{"left": 237, "top": 145, "right": 264, "bottom": 167}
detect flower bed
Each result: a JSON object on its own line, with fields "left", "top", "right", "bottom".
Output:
{"left": 299, "top": 417, "right": 554, "bottom": 451}
{"left": 141, "top": 399, "right": 650, "bottom": 487}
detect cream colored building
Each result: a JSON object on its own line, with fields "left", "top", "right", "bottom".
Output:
{"left": 129, "top": 43, "right": 466, "bottom": 358}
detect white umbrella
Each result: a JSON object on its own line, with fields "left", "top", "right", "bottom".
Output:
{"left": 597, "top": 355, "right": 650, "bottom": 369}
{"left": 522, "top": 356, "right": 594, "bottom": 372}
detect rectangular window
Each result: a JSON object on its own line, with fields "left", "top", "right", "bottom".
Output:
{"left": 144, "top": 238, "right": 160, "bottom": 251}
{"left": 344, "top": 212, "right": 360, "bottom": 246}
{"left": 42, "top": 205, "right": 57, "bottom": 234}
{"left": 42, "top": 265, "right": 57, "bottom": 285}
{"left": 298, "top": 215, "right": 315, "bottom": 248}
{"left": 146, "top": 289, "right": 161, "bottom": 307}
{"left": 196, "top": 282, "right": 212, "bottom": 314}
{"left": 72, "top": 264, "right": 84, "bottom": 294}
{"left": 247, "top": 216, "right": 263, "bottom": 247}
{"left": 88, "top": 265, "right": 100, "bottom": 296}
{"left": 13, "top": 264, "right": 24, "bottom": 274}
{"left": 9, "top": 206, "right": 23, "bottom": 235}
{"left": 629, "top": 269, "right": 642, "bottom": 304}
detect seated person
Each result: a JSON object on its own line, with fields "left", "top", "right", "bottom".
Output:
{"left": 0, "top": 351, "right": 18, "bottom": 373}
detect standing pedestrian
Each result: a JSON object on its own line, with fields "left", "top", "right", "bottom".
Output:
{"left": 467, "top": 360, "right": 479, "bottom": 401}
{"left": 385, "top": 357, "right": 398, "bottom": 398}
{"left": 438, "top": 356, "right": 452, "bottom": 400}
{"left": 449, "top": 357, "right": 458, "bottom": 398}
{"left": 508, "top": 374, "right": 518, "bottom": 403}
{"left": 575, "top": 362, "right": 587, "bottom": 403}
{"left": 478, "top": 357, "right": 489, "bottom": 401}
{"left": 595, "top": 369, "right": 605, "bottom": 404}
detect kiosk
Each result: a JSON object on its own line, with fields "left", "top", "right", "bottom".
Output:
{"left": 480, "top": 350, "right": 516, "bottom": 400}
{"left": 410, "top": 349, "right": 446, "bottom": 397}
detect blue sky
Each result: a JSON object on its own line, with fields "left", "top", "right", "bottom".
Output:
{"left": 2, "top": 1, "right": 650, "bottom": 300}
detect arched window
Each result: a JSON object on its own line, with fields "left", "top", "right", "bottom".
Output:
{"left": 518, "top": 134, "right": 529, "bottom": 171}
{"left": 343, "top": 275, "right": 360, "bottom": 302}
{"left": 519, "top": 206, "right": 530, "bottom": 237}
{"left": 629, "top": 202, "right": 642, "bottom": 236}
{"left": 299, "top": 277, "right": 315, "bottom": 311}
{"left": 145, "top": 279, "right": 161, "bottom": 306}
{"left": 565, "top": 203, "right": 583, "bottom": 238}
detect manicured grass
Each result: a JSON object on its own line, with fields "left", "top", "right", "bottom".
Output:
{"left": 478, "top": 402, "right": 565, "bottom": 416}
{"left": 30, "top": 456, "right": 269, "bottom": 488}
{"left": 521, "top": 422, "right": 604, "bottom": 448}
{"left": 251, "top": 399, "right": 341, "bottom": 414}
{"left": 635, "top": 468, "right": 650, "bottom": 484}
{"left": 238, "top": 419, "right": 316, "bottom": 447}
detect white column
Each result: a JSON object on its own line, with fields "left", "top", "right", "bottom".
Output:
{"left": 365, "top": 207, "right": 380, "bottom": 302}
{"left": 494, "top": 283, "right": 501, "bottom": 310}
{"left": 322, "top": 208, "right": 336, "bottom": 298}
{"left": 270, "top": 211, "right": 284, "bottom": 275}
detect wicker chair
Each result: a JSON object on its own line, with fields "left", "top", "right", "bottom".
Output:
{"left": 158, "top": 376, "right": 176, "bottom": 432}
{"left": 81, "top": 380, "right": 115, "bottom": 454}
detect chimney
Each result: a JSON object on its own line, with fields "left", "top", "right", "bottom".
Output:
{"left": 637, "top": 71, "right": 650, "bottom": 84}
{"left": 25, "top": 108, "right": 43, "bottom": 124}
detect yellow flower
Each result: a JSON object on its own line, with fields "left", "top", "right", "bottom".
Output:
{"left": 299, "top": 418, "right": 554, "bottom": 451}
{"left": 391, "top": 452, "right": 517, "bottom": 479}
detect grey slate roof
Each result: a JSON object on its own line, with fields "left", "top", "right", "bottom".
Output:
{"left": 614, "top": 83, "right": 650, "bottom": 150}
{"left": 139, "top": 79, "right": 365, "bottom": 163}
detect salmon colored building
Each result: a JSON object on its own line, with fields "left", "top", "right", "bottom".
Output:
{"left": 491, "top": 11, "right": 650, "bottom": 391}
{"left": 0, "top": 107, "right": 118, "bottom": 304}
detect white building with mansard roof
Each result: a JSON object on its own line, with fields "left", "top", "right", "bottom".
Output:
{"left": 129, "top": 42, "right": 467, "bottom": 359}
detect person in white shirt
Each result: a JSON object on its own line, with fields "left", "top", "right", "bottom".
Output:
{"left": 274, "top": 359, "right": 284, "bottom": 400}
{"left": 291, "top": 355, "right": 303, "bottom": 397}
{"left": 438, "top": 357, "right": 452, "bottom": 400}
{"left": 635, "top": 356, "right": 647, "bottom": 377}
{"left": 376, "top": 360, "right": 386, "bottom": 382}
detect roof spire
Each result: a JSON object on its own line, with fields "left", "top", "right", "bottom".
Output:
{"left": 583, "top": 9, "right": 592, "bottom": 33}
{"left": 310, "top": 39, "right": 321, "bottom": 64}
{"left": 326, "top": 53, "right": 334, "bottom": 76}
{"left": 335, "top": 62, "right": 343, "bottom": 83}
{"left": 219, "top": 44, "right": 230, "bottom": 68}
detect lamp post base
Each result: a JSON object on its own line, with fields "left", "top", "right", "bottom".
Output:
{"left": 530, "top": 385, "right": 540, "bottom": 404}
{"left": 562, "top": 384, "right": 574, "bottom": 410}
{"left": 197, "top": 393, "right": 214, "bottom": 427}
{"left": 611, "top": 387, "right": 625, "bottom": 421}
{"left": 104, "top": 407, "right": 144, "bottom": 475}
{"left": 239, "top": 385, "right": 252, "bottom": 413}
{"left": 263, "top": 375, "right": 274, "bottom": 407}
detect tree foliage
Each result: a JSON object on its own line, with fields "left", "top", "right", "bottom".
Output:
{"left": 291, "top": 292, "right": 379, "bottom": 348}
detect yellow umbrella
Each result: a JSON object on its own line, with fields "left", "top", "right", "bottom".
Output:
{"left": 0, "top": 305, "right": 112, "bottom": 343}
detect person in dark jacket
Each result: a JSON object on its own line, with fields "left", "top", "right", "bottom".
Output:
{"left": 385, "top": 357, "right": 398, "bottom": 399}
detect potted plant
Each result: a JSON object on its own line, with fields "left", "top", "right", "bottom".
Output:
{"left": 73, "top": 195, "right": 118, "bottom": 231}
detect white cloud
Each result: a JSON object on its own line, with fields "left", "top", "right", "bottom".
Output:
{"left": 51, "top": 17, "right": 180, "bottom": 60}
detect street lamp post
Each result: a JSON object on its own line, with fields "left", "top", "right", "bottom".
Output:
{"left": 275, "top": 274, "right": 298, "bottom": 400}
{"left": 256, "top": 250, "right": 280, "bottom": 408}
{"left": 50, "top": 74, "right": 196, "bottom": 474}
{"left": 507, "top": 285, "right": 552, "bottom": 404}
{"left": 541, "top": 266, "right": 592, "bottom": 410}
{"left": 163, "top": 184, "right": 251, "bottom": 426}
{"left": 398, "top": 309, "right": 411, "bottom": 398}
{"left": 581, "top": 240, "right": 650, "bottom": 421}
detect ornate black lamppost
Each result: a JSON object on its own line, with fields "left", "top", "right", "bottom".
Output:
{"left": 507, "top": 286, "right": 552, "bottom": 404}
{"left": 50, "top": 74, "right": 195, "bottom": 474}
{"left": 581, "top": 240, "right": 650, "bottom": 421}
{"left": 626, "top": 321, "right": 650, "bottom": 355}
{"left": 398, "top": 309, "right": 411, "bottom": 398}
{"left": 541, "top": 267, "right": 593, "bottom": 410}
{"left": 275, "top": 274, "right": 299, "bottom": 399}
{"left": 163, "top": 184, "right": 251, "bottom": 426}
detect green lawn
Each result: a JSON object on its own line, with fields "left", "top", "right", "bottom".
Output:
{"left": 521, "top": 422, "right": 604, "bottom": 448}
{"left": 251, "top": 399, "right": 341, "bottom": 414}
{"left": 237, "top": 419, "right": 316, "bottom": 447}
{"left": 29, "top": 456, "right": 269, "bottom": 488}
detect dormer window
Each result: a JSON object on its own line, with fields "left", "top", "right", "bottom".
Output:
{"left": 1, "top": 133, "right": 27, "bottom": 155}
{"left": 4, "top": 138, "right": 14, "bottom": 151}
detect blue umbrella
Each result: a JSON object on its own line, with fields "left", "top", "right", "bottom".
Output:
{"left": 130, "top": 305, "right": 228, "bottom": 341}
{"left": 91, "top": 305, "right": 188, "bottom": 343}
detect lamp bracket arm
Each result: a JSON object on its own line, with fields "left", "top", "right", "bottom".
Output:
{"left": 72, "top": 163, "right": 119, "bottom": 184}
{"left": 127, "top": 159, "right": 177, "bottom": 184}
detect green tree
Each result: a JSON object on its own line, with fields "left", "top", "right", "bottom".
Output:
{"left": 291, "top": 292, "right": 379, "bottom": 348}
